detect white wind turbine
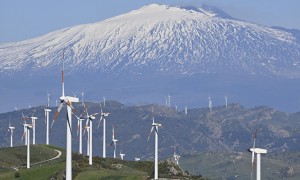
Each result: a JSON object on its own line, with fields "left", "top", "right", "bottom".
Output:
{"left": 98, "top": 108, "right": 110, "bottom": 158}
{"left": 85, "top": 126, "right": 90, "bottom": 156}
{"left": 74, "top": 111, "right": 85, "bottom": 154}
{"left": 111, "top": 125, "right": 118, "bottom": 158}
{"left": 21, "top": 113, "right": 30, "bottom": 145}
{"left": 83, "top": 103, "right": 98, "bottom": 165}
{"left": 225, "top": 96, "right": 228, "bottom": 108}
{"left": 173, "top": 146, "right": 180, "bottom": 165}
{"left": 8, "top": 121, "right": 15, "bottom": 147}
{"left": 248, "top": 147, "right": 267, "bottom": 180}
{"left": 147, "top": 113, "right": 162, "bottom": 180}
{"left": 184, "top": 107, "right": 188, "bottom": 115}
{"left": 168, "top": 95, "right": 171, "bottom": 107}
{"left": 119, "top": 143, "right": 125, "bottom": 160}
{"left": 24, "top": 123, "right": 33, "bottom": 169}
{"left": 51, "top": 51, "right": 79, "bottom": 180}
{"left": 208, "top": 96, "right": 212, "bottom": 112}
{"left": 30, "top": 114, "right": 38, "bottom": 145}
{"left": 44, "top": 93, "right": 52, "bottom": 145}
{"left": 103, "top": 97, "right": 106, "bottom": 106}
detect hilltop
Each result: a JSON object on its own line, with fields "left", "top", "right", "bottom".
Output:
{"left": 0, "top": 145, "right": 203, "bottom": 179}
{"left": 1, "top": 101, "right": 300, "bottom": 160}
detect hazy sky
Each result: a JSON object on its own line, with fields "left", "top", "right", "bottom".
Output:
{"left": 0, "top": 0, "right": 299, "bottom": 43}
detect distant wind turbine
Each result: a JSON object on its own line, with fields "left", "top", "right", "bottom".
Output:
{"left": 44, "top": 93, "right": 52, "bottom": 145}
{"left": 111, "top": 125, "right": 118, "bottom": 158}
{"left": 173, "top": 146, "right": 180, "bottom": 165}
{"left": 98, "top": 108, "right": 110, "bottom": 158}
{"left": 74, "top": 111, "right": 85, "bottom": 154}
{"left": 208, "top": 96, "right": 212, "bottom": 112}
{"left": 120, "top": 143, "right": 125, "bottom": 160}
{"left": 8, "top": 121, "right": 15, "bottom": 147}
{"left": 225, "top": 96, "right": 228, "bottom": 108}
{"left": 83, "top": 103, "right": 98, "bottom": 165}
{"left": 24, "top": 123, "right": 33, "bottom": 169}
{"left": 30, "top": 115, "right": 38, "bottom": 145}
{"left": 147, "top": 112, "right": 162, "bottom": 180}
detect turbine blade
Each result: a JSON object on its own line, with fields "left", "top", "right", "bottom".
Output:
{"left": 53, "top": 100, "right": 64, "bottom": 120}
{"left": 44, "top": 109, "right": 47, "bottom": 125}
{"left": 147, "top": 126, "right": 154, "bottom": 141}
{"left": 97, "top": 116, "right": 103, "bottom": 128}
{"left": 51, "top": 101, "right": 64, "bottom": 130}
{"left": 66, "top": 109, "right": 72, "bottom": 135}
{"left": 65, "top": 99, "right": 77, "bottom": 112}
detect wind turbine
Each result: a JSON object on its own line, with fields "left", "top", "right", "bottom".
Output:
{"left": 248, "top": 148, "right": 267, "bottom": 180}
{"left": 74, "top": 111, "right": 85, "bottom": 154}
{"left": 184, "top": 107, "right": 188, "bottom": 115}
{"left": 51, "top": 51, "right": 79, "bottom": 180}
{"left": 173, "top": 146, "right": 180, "bottom": 165}
{"left": 8, "top": 121, "right": 15, "bottom": 147}
{"left": 83, "top": 103, "right": 98, "bottom": 165}
{"left": 24, "top": 123, "right": 33, "bottom": 169}
{"left": 111, "top": 125, "right": 118, "bottom": 158}
{"left": 147, "top": 113, "right": 162, "bottom": 180}
{"left": 30, "top": 114, "right": 38, "bottom": 145}
{"left": 44, "top": 93, "right": 52, "bottom": 145}
{"left": 103, "top": 97, "right": 106, "bottom": 106}
{"left": 21, "top": 113, "right": 30, "bottom": 145}
{"left": 225, "top": 96, "right": 228, "bottom": 108}
{"left": 208, "top": 96, "right": 212, "bottom": 112}
{"left": 119, "top": 143, "right": 125, "bottom": 160}
{"left": 81, "top": 92, "right": 84, "bottom": 104}
{"left": 98, "top": 108, "right": 110, "bottom": 158}
{"left": 168, "top": 95, "right": 171, "bottom": 107}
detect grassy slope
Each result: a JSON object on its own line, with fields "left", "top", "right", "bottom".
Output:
{"left": 0, "top": 145, "right": 202, "bottom": 179}
{"left": 0, "top": 145, "right": 65, "bottom": 179}
{"left": 180, "top": 152, "right": 300, "bottom": 180}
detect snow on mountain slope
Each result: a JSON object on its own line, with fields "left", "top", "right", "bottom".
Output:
{"left": 0, "top": 4, "right": 300, "bottom": 77}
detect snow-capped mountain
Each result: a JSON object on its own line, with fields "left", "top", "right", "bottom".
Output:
{"left": 1, "top": 4, "right": 300, "bottom": 113}
{"left": 1, "top": 4, "right": 300, "bottom": 77}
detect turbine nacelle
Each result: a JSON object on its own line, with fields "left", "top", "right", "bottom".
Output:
{"left": 152, "top": 123, "right": 161, "bottom": 127}
{"left": 9, "top": 126, "right": 15, "bottom": 130}
{"left": 249, "top": 148, "right": 267, "bottom": 154}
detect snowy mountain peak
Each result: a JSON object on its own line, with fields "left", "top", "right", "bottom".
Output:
{"left": 0, "top": 4, "right": 300, "bottom": 78}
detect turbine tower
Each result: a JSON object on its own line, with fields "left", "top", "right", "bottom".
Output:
{"left": 208, "top": 96, "right": 212, "bottom": 112}
{"left": 173, "top": 146, "right": 180, "bottom": 165}
{"left": 8, "top": 122, "right": 15, "bottom": 147}
{"left": 184, "top": 107, "right": 188, "bottom": 115}
{"left": 51, "top": 51, "right": 79, "bottom": 180}
{"left": 85, "top": 126, "right": 90, "bottom": 156}
{"left": 147, "top": 115, "right": 162, "bottom": 180}
{"left": 103, "top": 97, "right": 106, "bottom": 106}
{"left": 74, "top": 112, "right": 85, "bottom": 154}
{"left": 111, "top": 125, "right": 118, "bottom": 158}
{"left": 168, "top": 95, "right": 171, "bottom": 107}
{"left": 98, "top": 109, "right": 110, "bottom": 158}
{"left": 120, "top": 143, "right": 125, "bottom": 160}
{"left": 21, "top": 113, "right": 29, "bottom": 145}
{"left": 225, "top": 96, "right": 228, "bottom": 108}
{"left": 83, "top": 103, "right": 98, "bottom": 165}
{"left": 30, "top": 116, "right": 38, "bottom": 145}
{"left": 44, "top": 93, "right": 52, "bottom": 145}
{"left": 24, "top": 123, "right": 33, "bottom": 169}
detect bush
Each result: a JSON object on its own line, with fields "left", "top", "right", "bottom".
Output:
{"left": 14, "top": 172, "right": 20, "bottom": 178}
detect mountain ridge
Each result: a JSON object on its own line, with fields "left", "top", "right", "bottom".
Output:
{"left": 0, "top": 4, "right": 299, "bottom": 78}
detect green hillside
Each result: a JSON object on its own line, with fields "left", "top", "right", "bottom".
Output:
{"left": 180, "top": 152, "right": 300, "bottom": 180}
{"left": 0, "top": 145, "right": 203, "bottom": 179}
